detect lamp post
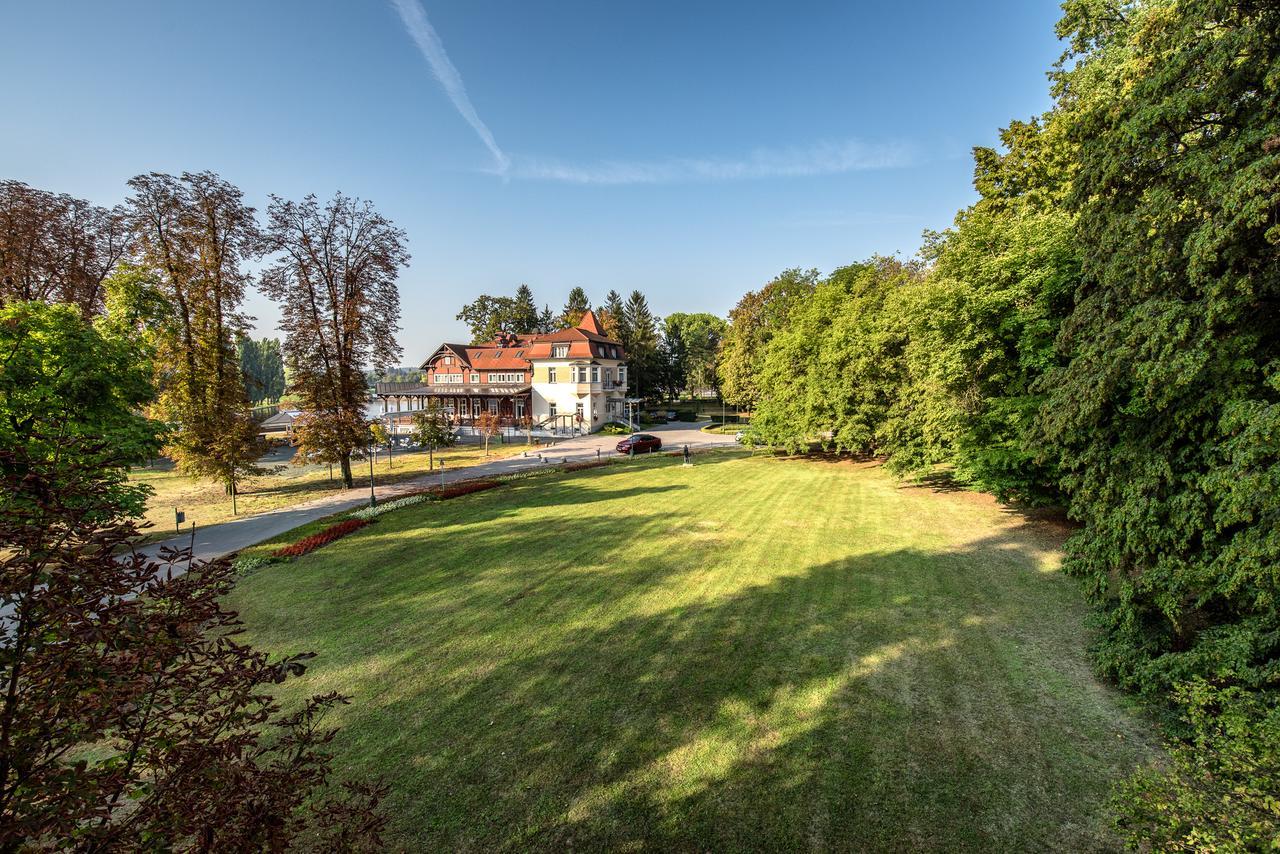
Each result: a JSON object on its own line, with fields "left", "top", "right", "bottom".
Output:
{"left": 367, "top": 444, "right": 376, "bottom": 508}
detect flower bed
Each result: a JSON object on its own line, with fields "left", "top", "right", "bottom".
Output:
{"left": 429, "top": 480, "right": 501, "bottom": 500}
{"left": 350, "top": 493, "right": 430, "bottom": 520}
{"left": 272, "top": 518, "right": 371, "bottom": 558}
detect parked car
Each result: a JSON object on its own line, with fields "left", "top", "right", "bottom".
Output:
{"left": 616, "top": 433, "right": 662, "bottom": 455}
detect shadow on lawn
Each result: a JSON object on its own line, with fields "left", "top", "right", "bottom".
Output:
{"left": 319, "top": 514, "right": 1153, "bottom": 852}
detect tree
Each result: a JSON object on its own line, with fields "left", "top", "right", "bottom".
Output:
{"left": 409, "top": 403, "right": 456, "bottom": 451}
{"left": 262, "top": 192, "right": 407, "bottom": 489}
{"left": 238, "top": 335, "right": 286, "bottom": 404}
{"left": 599, "top": 289, "right": 626, "bottom": 341}
{"left": 749, "top": 259, "right": 919, "bottom": 454}
{"left": 474, "top": 409, "right": 501, "bottom": 455}
{"left": 456, "top": 294, "right": 517, "bottom": 343}
{"left": 880, "top": 117, "right": 1076, "bottom": 503}
{"left": 0, "top": 180, "right": 130, "bottom": 318}
{"left": 717, "top": 269, "right": 818, "bottom": 408}
{"left": 536, "top": 303, "right": 556, "bottom": 333}
{"left": 622, "top": 290, "right": 658, "bottom": 397}
{"left": 560, "top": 286, "right": 591, "bottom": 328}
{"left": 0, "top": 301, "right": 385, "bottom": 849}
{"left": 511, "top": 283, "right": 539, "bottom": 332}
{"left": 126, "top": 171, "right": 263, "bottom": 492}
{"left": 662, "top": 312, "right": 727, "bottom": 398}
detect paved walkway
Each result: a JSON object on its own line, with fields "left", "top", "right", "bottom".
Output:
{"left": 144, "top": 422, "right": 739, "bottom": 564}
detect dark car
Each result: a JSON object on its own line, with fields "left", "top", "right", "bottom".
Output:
{"left": 616, "top": 433, "right": 662, "bottom": 455}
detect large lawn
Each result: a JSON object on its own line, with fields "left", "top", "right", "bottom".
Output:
{"left": 229, "top": 451, "right": 1156, "bottom": 851}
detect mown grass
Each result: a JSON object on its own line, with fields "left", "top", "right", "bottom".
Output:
{"left": 228, "top": 451, "right": 1156, "bottom": 851}
{"left": 129, "top": 442, "right": 530, "bottom": 539}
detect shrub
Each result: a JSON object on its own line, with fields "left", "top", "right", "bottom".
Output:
{"left": 1115, "top": 681, "right": 1280, "bottom": 850}
{"left": 231, "top": 554, "right": 276, "bottom": 574}
{"left": 272, "top": 518, "right": 371, "bottom": 558}
{"left": 429, "top": 480, "right": 500, "bottom": 500}
{"left": 351, "top": 493, "right": 430, "bottom": 520}
{"left": 674, "top": 410, "right": 697, "bottom": 422}
{"left": 562, "top": 459, "right": 612, "bottom": 473}
{"left": 599, "top": 422, "right": 631, "bottom": 435}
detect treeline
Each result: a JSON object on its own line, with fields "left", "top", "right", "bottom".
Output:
{"left": 720, "top": 1, "right": 1279, "bottom": 844}
{"left": 0, "top": 173, "right": 407, "bottom": 489}
{"left": 458, "top": 285, "right": 726, "bottom": 401}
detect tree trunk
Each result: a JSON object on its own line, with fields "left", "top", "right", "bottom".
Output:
{"left": 339, "top": 454, "right": 354, "bottom": 489}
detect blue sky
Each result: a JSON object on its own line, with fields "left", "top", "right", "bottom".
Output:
{"left": 2, "top": 1, "right": 1063, "bottom": 364}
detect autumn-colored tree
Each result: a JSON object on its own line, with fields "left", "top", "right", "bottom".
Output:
{"left": 0, "top": 179, "right": 130, "bottom": 317}
{"left": 474, "top": 409, "right": 502, "bottom": 455}
{"left": 126, "top": 171, "right": 263, "bottom": 491}
{"left": 410, "top": 403, "right": 456, "bottom": 450}
{"left": 262, "top": 192, "right": 407, "bottom": 488}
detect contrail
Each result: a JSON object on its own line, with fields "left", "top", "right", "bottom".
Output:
{"left": 390, "top": 0, "right": 509, "bottom": 175}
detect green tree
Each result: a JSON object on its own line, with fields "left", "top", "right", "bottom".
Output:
{"left": 750, "top": 259, "right": 919, "bottom": 454}
{"left": 662, "top": 312, "right": 727, "bottom": 398}
{"left": 717, "top": 269, "right": 818, "bottom": 408}
{"left": 126, "top": 171, "right": 262, "bottom": 492}
{"left": 600, "top": 289, "right": 626, "bottom": 340}
{"left": 511, "top": 283, "right": 539, "bottom": 333}
{"left": 457, "top": 294, "right": 517, "bottom": 343}
{"left": 622, "top": 290, "right": 658, "bottom": 397}
{"left": 881, "top": 117, "right": 1077, "bottom": 503}
{"left": 560, "top": 286, "right": 591, "bottom": 328}
{"left": 536, "top": 303, "right": 556, "bottom": 333}
{"left": 238, "top": 336, "right": 286, "bottom": 404}
{"left": 409, "top": 403, "right": 456, "bottom": 450}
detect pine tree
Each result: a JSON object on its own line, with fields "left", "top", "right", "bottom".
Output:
{"left": 622, "top": 290, "right": 658, "bottom": 397}
{"left": 600, "top": 289, "right": 627, "bottom": 341}
{"left": 511, "top": 284, "right": 538, "bottom": 333}
{"left": 560, "top": 287, "right": 590, "bottom": 327}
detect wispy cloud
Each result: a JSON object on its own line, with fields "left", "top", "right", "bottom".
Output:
{"left": 390, "top": 0, "right": 509, "bottom": 175}
{"left": 502, "top": 139, "right": 915, "bottom": 185}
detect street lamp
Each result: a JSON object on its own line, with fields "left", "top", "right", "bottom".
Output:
{"left": 367, "top": 443, "right": 377, "bottom": 508}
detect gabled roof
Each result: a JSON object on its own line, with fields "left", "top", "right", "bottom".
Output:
{"left": 421, "top": 342, "right": 473, "bottom": 370}
{"left": 577, "top": 309, "right": 604, "bottom": 335}
{"left": 419, "top": 316, "right": 625, "bottom": 370}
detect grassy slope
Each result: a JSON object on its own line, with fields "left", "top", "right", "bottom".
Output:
{"left": 129, "top": 442, "right": 528, "bottom": 537}
{"left": 228, "top": 451, "right": 1155, "bottom": 851}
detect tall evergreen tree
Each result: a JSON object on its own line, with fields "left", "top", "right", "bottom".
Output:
{"left": 511, "top": 283, "right": 538, "bottom": 332}
{"left": 560, "top": 287, "right": 590, "bottom": 327}
{"left": 536, "top": 303, "right": 556, "bottom": 333}
{"left": 126, "top": 171, "right": 262, "bottom": 491}
{"left": 622, "top": 290, "right": 658, "bottom": 397}
{"left": 600, "top": 289, "right": 626, "bottom": 341}
{"left": 238, "top": 336, "right": 286, "bottom": 404}
{"left": 262, "top": 192, "right": 407, "bottom": 489}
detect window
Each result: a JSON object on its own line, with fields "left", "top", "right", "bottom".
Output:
{"left": 472, "top": 399, "right": 481, "bottom": 417}
{"left": 618, "top": 366, "right": 627, "bottom": 385}
{"left": 610, "top": 346, "right": 617, "bottom": 358}
{"left": 470, "top": 373, "right": 480, "bottom": 383}
{"left": 435, "top": 373, "right": 463, "bottom": 384}
{"left": 591, "top": 366, "right": 600, "bottom": 383}
{"left": 487, "top": 399, "right": 498, "bottom": 415}
{"left": 605, "top": 368, "right": 613, "bottom": 384}
{"left": 547, "top": 367, "right": 557, "bottom": 383}
{"left": 443, "top": 355, "right": 453, "bottom": 365}
{"left": 489, "top": 372, "right": 523, "bottom": 384}
{"left": 552, "top": 345, "right": 568, "bottom": 358}
{"left": 575, "top": 402, "right": 584, "bottom": 422}
{"left": 548, "top": 402, "right": 557, "bottom": 418}
{"left": 515, "top": 399, "right": 525, "bottom": 418}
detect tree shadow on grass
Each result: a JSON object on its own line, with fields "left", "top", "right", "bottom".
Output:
{"left": 300, "top": 521, "right": 1156, "bottom": 852}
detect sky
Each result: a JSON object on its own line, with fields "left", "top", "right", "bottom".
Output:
{"left": 1, "top": 1, "right": 1064, "bottom": 365}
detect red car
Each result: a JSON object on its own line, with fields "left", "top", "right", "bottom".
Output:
{"left": 616, "top": 433, "right": 662, "bottom": 455}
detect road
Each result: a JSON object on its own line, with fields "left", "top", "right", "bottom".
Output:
{"left": 143, "top": 422, "right": 739, "bottom": 564}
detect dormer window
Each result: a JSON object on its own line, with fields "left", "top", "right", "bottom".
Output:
{"left": 552, "top": 345, "right": 568, "bottom": 359}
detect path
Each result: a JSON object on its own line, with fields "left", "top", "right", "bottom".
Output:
{"left": 144, "top": 422, "right": 739, "bottom": 563}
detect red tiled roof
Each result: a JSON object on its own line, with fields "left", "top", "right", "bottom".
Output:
{"left": 420, "top": 318, "right": 624, "bottom": 370}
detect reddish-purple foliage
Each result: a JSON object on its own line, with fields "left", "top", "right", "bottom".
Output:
{"left": 272, "top": 517, "right": 371, "bottom": 558}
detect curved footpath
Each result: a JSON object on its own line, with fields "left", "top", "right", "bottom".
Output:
{"left": 143, "top": 422, "right": 739, "bottom": 564}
